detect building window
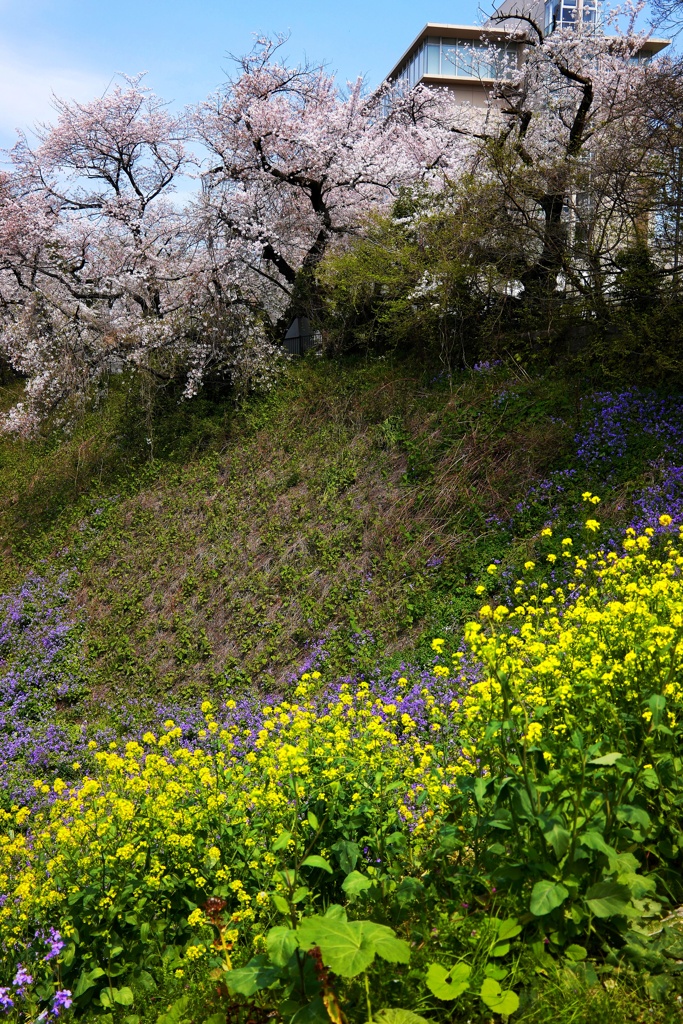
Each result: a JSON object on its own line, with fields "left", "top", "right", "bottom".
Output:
{"left": 544, "top": 0, "right": 601, "bottom": 34}
{"left": 394, "top": 36, "right": 516, "bottom": 86}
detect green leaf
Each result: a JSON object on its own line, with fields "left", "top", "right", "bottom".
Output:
{"left": 646, "top": 974, "right": 673, "bottom": 1002}
{"left": 395, "top": 877, "right": 424, "bottom": 905}
{"left": 565, "top": 945, "right": 587, "bottom": 962}
{"left": 292, "top": 886, "right": 310, "bottom": 904}
{"left": 529, "top": 880, "right": 569, "bottom": 916}
{"left": 616, "top": 805, "right": 651, "bottom": 830}
{"left": 156, "top": 996, "right": 190, "bottom": 1024}
{"left": 226, "top": 957, "right": 282, "bottom": 997}
{"left": 290, "top": 996, "right": 329, "bottom": 1024}
{"left": 331, "top": 840, "right": 359, "bottom": 874}
{"left": 307, "top": 811, "right": 319, "bottom": 831}
{"left": 341, "top": 871, "right": 373, "bottom": 896}
{"left": 272, "top": 831, "right": 292, "bottom": 852}
{"left": 374, "top": 1010, "right": 432, "bottom": 1024}
{"left": 100, "top": 990, "right": 114, "bottom": 1009}
{"left": 204, "top": 1015, "right": 226, "bottom": 1024}
{"left": 361, "top": 923, "right": 411, "bottom": 964}
{"left": 272, "top": 893, "right": 290, "bottom": 915}
{"left": 474, "top": 776, "right": 491, "bottom": 806}
{"left": 479, "top": 978, "right": 520, "bottom": 1016}
{"left": 324, "top": 904, "right": 347, "bottom": 921}
{"left": 114, "top": 988, "right": 135, "bottom": 1007}
{"left": 266, "top": 926, "right": 299, "bottom": 967}
{"left": 588, "top": 752, "right": 623, "bottom": 766}
{"left": 585, "top": 881, "right": 630, "bottom": 918}
{"left": 484, "top": 964, "right": 508, "bottom": 980}
{"left": 301, "top": 855, "right": 333, "bottom": 873}
{"left": 497, "top": 918, "right": 522, "bottom": 941}
{"left": 74, "top": 968, "right": 106, "bottom": 999}
{"left": 297, "top": 918, "right": 376, "bottom": 978}
{"left": 579, "top": 831, "right": 617, "bottom": 858}
{"left": 647, "top": 694, "right": 666, "bottom": 726}
{"left": 544, "top": 823, "right": 571, "bottom": 860}
{"left": 425, "top": 963, "right": 471, "bottom": 1000}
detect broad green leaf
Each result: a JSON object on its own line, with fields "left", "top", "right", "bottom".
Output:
{"left": 324, "top": 904, "right": 347, "bottom": 921}
{"left": 646, "top": 974, "right": 673, "bottom": 1002}
{"left": 100, "top": 990, "right": 113, "bottom": 1009}
{"left": 290, "top": 996, "right": 329, "bottom": 1024}
{"left": 484, "top": 964, "right": 508, "bottom": 980}
{"left": 497, "top": 918, "right": 522, "bottom": 941}
{"left": 204, "top": 1015, "right": 225, "bottom": 1024}
{"left": 114, "top": 988, "right": 135, "bottom": 1007}
{"left": 374, "top": 1010, "right": 432, "bottom": 1024}
{"left": 74, "top": 968, "right": 106, "bottom": 999}
{"left": 226, "top": 957, "right": 281, "bottom": 997}
{"left": 331, "top": 840, "right": 360, "bottom": 875}
{"left": 579, "top": 831, "right": 617, "bottom": 857}
{"left": 425, "top": 963, "right": 471, "bottom": 1000}
{"left": 292, "top": 886, "right": 310, "bottom": 904}
{"left": 616, "top": 805, "right": 651, "bottom": 830}
{"left": 301, "top": 855, "right": 333, "bottom": 873}
{"left": 479, "top": 978, "right": 520, "bottom": 1016}
{"left": 395, "top": 877, "right": 424, "bottom": 905}
{"left": 307, "top": 811, "right": 319, "bottom": 831}
{"left": 529, "top": 880, "right": 569, "bottom": 916}
{"left": 342, "top": 871, "right": 373, "bottom": 896}
{"left": 272, "top": 893, "right": 290, "bottom": 915}
{"left": 544, "top": 823, "right": 571, "bottom": 860}
{"left": 272, "top": 831, "right": 292, "bottom": 852}
{"left": 617, "top": 871, "right": 656, "bottom": 898}
{"left": 156, "top": 996, "right": 190, "bottom": 1024}
{"left": 297, "top": 918, "right": 376, "bottom": 978}
{"left": 361, "top": 922, "right": 411, "bottom": 964}
{"left": 565, "top": 944, "right": 587, "bottom": 961}
{"left": 474, "top": 776, "right": 491, "bottom": 806}
{"left": 588, "top": 752, "right": 623, "bottom": 766}
{"left": 266, "top": 926, "right": 299, "bottom": 967}
{"left": 585, "top": 881, "right": 630, "bottom": 918}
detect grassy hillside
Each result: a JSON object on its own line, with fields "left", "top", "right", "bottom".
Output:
{"left": 1, "top": 357, "right": 681, "bottom": 725}
{"left": 0, "top": 359, "right": 563, "bottom": 704}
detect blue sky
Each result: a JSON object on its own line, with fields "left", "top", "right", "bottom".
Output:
{"left": 0, "top": 0, "right": 480, "bottom": 150}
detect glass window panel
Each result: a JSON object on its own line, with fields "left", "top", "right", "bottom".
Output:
{"left": 544, "top": 0, "right": 554, "bottom": 32}
{"left": 441, "top": 43, "right": 457, "bottom": 74}
{"left": 427, "top": 43, "right": 440, "bottom": 74}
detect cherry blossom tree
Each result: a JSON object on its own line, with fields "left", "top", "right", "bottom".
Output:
{"left": 0, "top": 75, "right": 281, "bottom": 433}
{"left": 192, "top": 36, "right": 471, "bottom": 334}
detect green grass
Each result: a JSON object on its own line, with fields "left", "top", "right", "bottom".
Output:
{"left": 4, "top": 358, "right": 578, "bottom": 713}
{"left": 0, "top": 355, "right": 666, "bottom": 727}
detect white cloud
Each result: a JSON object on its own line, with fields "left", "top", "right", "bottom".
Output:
{"left": 0, "top": 46, "right": 107, "bottom": 146}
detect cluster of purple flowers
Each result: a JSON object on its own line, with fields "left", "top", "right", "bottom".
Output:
{"left": 0, "top": 934, "right": 72, "bottom": 1018}
{"left": 575, "top": 390, "right": 683, "bottom": 471}
{"left": 0, "top": 572, "right": 91, "bottom": 805}
{"left": 503, "top": 389, "right": 683, "bottom": 541}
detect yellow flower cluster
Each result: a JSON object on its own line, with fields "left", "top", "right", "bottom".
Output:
{"left": 0, "top": 682, "right": 459, "bottom": 950}
{"left": 460, "top": 528, "right": 683, "bottom": 756}
{"left": 2, "top": 525, "right": 681, "bottom": 959}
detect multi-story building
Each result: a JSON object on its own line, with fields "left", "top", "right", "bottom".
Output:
{"left": 384, "top": 1, "right": 669, "bottom": 105}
